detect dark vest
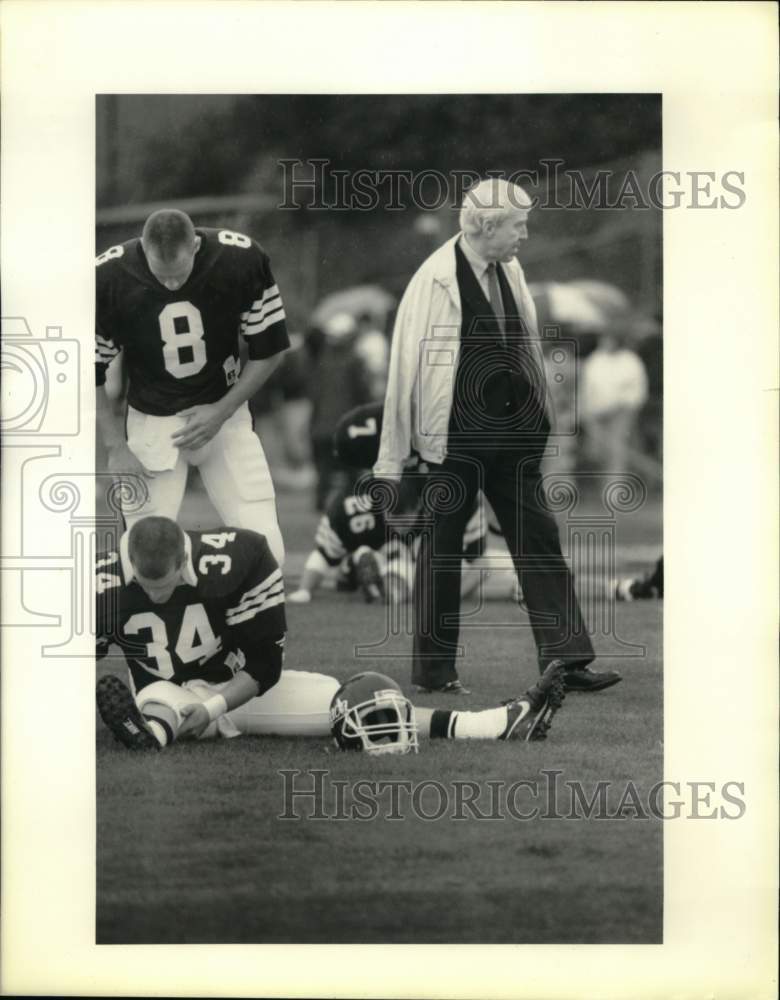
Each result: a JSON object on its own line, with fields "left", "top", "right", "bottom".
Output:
{"left": 449, "top": 242, "right": 549, "bottom": 441}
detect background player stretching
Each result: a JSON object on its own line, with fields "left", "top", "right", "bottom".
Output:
{"left": 95, "top": 209, "right": 288, "bottom": 564}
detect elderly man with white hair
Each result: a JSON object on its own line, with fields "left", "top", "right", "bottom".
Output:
{"left": 375, "top": 178, "right": 620, "bottom": 695}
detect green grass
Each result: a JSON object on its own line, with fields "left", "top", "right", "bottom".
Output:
{"left": 97, "top": 593, "right": 663, "bottom": 944}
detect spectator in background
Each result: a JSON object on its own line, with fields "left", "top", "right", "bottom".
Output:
{"left": 307, "top": 312, "right": 374, "bottom": 510}
{"left": 541, "top": 334, "right": 578, "bottom": 477}
{"left": 636, "top": 319, "right": 663, "bottom": 464}
{"left": 579, "top": 330, "right": 648, "bottom": 477}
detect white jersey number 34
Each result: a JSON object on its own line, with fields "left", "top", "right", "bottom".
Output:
{"left": 124, "top": 604, "right": 222, "bottom": 679}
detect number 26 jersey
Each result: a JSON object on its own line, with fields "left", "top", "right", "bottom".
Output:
{"left": 95, "top": 227, "right": 290, "bottom": 416}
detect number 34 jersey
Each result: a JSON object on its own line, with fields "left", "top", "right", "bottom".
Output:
{"left": 95, "top": 227, "right": 290, "bottom": 416}
{"left": 95, "top": 528, "right": 286, "bottom": 693}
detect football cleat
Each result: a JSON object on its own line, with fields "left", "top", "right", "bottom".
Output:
{"left": 330, "top": 671, "right": 418, "bottom": 755}
{"left": 500, "top": 661, "right": 566, "bottom": 742}
{"left": 564, "top": 666, "right": 622, "bottom": 693}
{"left": 97, "top": 675, "right": 160, "bottom": 751}
{"left": 355, "top": 547, "right": 384, "bottom": 603}
{"left": 414, "top": 678, "right": 472, "bottom": 696}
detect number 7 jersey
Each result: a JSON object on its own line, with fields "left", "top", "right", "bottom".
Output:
{"left": 95, "top": 528, "right": 286, "bottom": 693}
{"left": 95, "top": 228, "right": 290, "bottom": 415}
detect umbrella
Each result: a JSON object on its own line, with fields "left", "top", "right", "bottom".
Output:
{"left": 529, "top": 281, "right": 608, "bottom": 332}
{"left": 568, "top": 280, "right": 632, "bottom": 321}
{"left": 311, "top": 284, "right": 396, "bottom": 328}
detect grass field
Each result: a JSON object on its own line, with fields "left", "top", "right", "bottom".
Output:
{"left": 96, "top": 483, "right": 663, "bottom": 944}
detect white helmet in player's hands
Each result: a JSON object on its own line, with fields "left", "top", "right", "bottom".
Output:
{"left": 330, "top": 672, "right": 419, "bottom": 755}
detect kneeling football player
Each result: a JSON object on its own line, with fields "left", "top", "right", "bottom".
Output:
{"left": 96, "top": 516, "right": 565, "bottom": 751}
{"left": 96, "top": 515, "right": 337, "bottom": 749}
{"left": 289, "top": 401, "right": 491, "bottom": 606}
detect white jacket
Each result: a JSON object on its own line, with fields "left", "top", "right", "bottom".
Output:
{"left": 374, "top": 233, "right": 543, "bottom": 479}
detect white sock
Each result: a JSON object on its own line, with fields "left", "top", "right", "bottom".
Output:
{"left": 145, "top": 719, "right": 168, "bottom": 747}
{"left": 451, "top": 706, "right": 508, "bottom": 740}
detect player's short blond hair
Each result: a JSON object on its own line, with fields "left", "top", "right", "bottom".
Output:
{"left": 128, "top": 516, "right": 185, "bottom": 579}
{"left": 459, "top": 178, "right": 533, "bottom": 235}
{"left": 142, "top": 209, "right": 197, "bottom": 261}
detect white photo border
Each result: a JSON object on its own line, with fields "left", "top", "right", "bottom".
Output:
{"left": 1, "top": 1, "right": 777, "bottom": 997}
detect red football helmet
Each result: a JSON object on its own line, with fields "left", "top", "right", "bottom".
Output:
{"left": 329, "top": 671, "right": 418, "bottom": 755}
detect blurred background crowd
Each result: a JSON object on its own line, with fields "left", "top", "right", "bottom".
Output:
{"left": 97, "top": 94, "right": 662, "bottom": 509}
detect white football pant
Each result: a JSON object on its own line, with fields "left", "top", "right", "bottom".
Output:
{"left": 124, "top": 402, "right": 285, "bottom": 566}
{"left": 136, "top": 669, "right": 339, "bottom": 742}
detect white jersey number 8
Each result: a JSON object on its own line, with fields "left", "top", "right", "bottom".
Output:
{"left": 218, "top": 229, "right": 251, "bottom": 249}
{"left": 158, "top": 302, "right": 207, "bottom": 379}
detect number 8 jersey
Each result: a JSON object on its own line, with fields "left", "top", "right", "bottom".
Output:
{"left": 95, "top": 528, "right": 286, "bottom": 693}
{"left": 95, "top": 228, "right": 290, "bottom": 415}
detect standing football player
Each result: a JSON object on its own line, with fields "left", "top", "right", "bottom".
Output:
{"left": 96, "top": 209, "right": 288, "bottom": 565}
{"left": 97, "top": 516, "right": 565, "bottom": 751}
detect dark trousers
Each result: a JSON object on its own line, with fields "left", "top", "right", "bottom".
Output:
{"left": 412, "top": 446, "right": 595, "bottom": 687}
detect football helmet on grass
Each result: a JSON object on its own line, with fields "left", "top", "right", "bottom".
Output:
{"left": 330, "top": 671, "right": 418, "bottom": 755}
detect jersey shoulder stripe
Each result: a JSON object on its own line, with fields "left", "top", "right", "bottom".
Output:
{"left": 240, "top": 285, "right": 285, "bottom": 338}
{"left": 225, "top": 565, "right": 283, "bottom": 613}
{"left": 225, "top": 566, "right": 285, "bottom": 626}
{"left": 226, "top": 591, "right": 285, "bottom": 627}
{"left": 228, "top": 565, "right": 283, "bottom": 609}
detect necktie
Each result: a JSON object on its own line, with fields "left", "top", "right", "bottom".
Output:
{"left": 486, "top": 262, "right": 505, "bottom": 343}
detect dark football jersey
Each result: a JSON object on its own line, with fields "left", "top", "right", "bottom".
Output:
{"left": 315, "top": 473, "right": 423, "bottom": 566}
{"left": 333, "top": 401, "right": 427, "bottom": 482}
{"left": 95, "top": 227, "right": 290, "bottom": 415}
{"left": 314, "top": 478, "right": 486, "bottom": 566}
{"left": 96, "top": 528, "right": 285, "bottom": 692}
{"left": 333, "top": 401, "right": 384, "bottom": 467}
{"left": 328, "top": 403, "right": 487, "bottom": 563}
{"left": 315, "top": 486, "right": 393, "bottom": 566}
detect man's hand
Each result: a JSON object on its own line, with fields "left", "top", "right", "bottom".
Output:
{"left": 178, "top": 702, "right": 210, "bottom": 739}
{"left": 172, "top": 402, "right": 229, "bottom": 451}
{"left": 107, "top": 441, "right": 155, "bottom": 479}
